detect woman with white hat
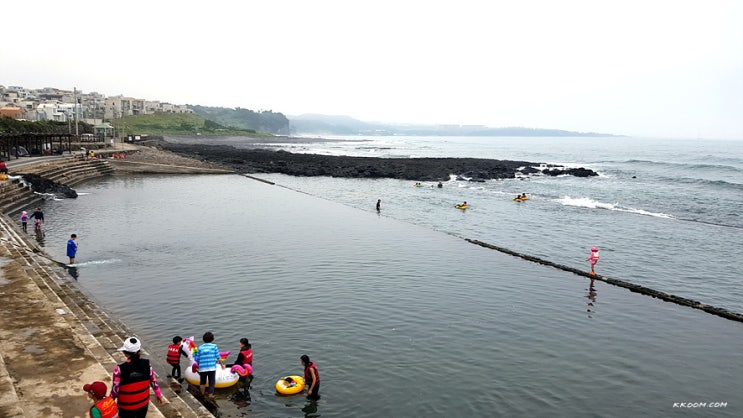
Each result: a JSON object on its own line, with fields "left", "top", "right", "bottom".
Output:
{"left": 110, "top": 337, "right": 164, "bottom": 417}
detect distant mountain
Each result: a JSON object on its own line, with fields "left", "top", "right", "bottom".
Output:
{"left": 288, "top": 114, "right": 618, "bottom": 137}
{"left": 289, "top": 114, "right": 381, "bottom": 135}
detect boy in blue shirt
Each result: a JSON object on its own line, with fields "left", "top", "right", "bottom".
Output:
{"left": 67, "top": 234, "right": 78, "bottom": 264}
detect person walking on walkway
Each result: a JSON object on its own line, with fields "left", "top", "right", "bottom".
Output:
{"left": 587, "top": 246, "right": 600, "bottom": 275}
{"left": 82, "top": 381, "right": 118, "bottom": 418}
{"left": 20, "top": 211, "right": 28, "bottom": 233}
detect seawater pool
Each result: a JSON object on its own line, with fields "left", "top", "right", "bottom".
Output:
{"left": 31, "top": 174, "right": 743, "bottom": 418}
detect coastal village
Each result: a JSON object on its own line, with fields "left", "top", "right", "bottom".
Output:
{"left": 0, "top": 84, "right": 192, "bottom": 138}
{"left": 0, "top": 84, "right": 233, "bottom": 416}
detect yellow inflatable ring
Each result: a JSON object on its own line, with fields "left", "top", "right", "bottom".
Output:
{"left": 275, "top": 375, "right": 305, "bottom": 395}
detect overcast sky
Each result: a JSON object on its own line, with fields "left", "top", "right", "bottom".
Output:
{"left": 2, "top": 0, "right": 742, "bottom": 139}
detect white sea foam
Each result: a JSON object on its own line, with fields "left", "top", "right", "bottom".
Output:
{"left": 555, "top": 196, "right": 674, "bottom": 219}
{"left": 69, "top": 259, "right": 122, "bottom": 267}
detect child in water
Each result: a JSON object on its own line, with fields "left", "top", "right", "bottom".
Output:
{"left": 21, "top": 211, "right": 28, "bottom": 232}
{"left": 587, "top": 247, "right": 600, "bottom": 275}
{"left": 284, "top": 377, "right": 296, "bottom": 388}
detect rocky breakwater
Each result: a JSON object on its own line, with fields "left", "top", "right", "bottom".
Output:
{"left": 159, "top": 142, "right": 598, "bottom": 181}
{"left": 21, "top": 173, "right": 78, "bottom": 198}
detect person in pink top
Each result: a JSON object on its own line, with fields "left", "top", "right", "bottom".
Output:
{"left": 587, "top": 247, "right": 600, "bottom": 275}
{"left": 111, "top": 337, "right": 163, "bottom": 417}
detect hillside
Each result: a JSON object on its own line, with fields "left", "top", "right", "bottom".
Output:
{"left": 109, "top": 113, "right": 264, "bottom": 136}
{"left": 189, "top": 105, "right": 290, "bottom": 135}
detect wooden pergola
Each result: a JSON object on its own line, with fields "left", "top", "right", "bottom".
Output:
{"left": 0, "top": 133, "right": 74, "bottom": 160}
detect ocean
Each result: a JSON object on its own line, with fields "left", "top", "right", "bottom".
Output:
{"left": 30, "top": 135, "right": 742, "bottom": 417}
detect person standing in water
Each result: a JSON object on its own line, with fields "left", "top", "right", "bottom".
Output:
{"left": 193, "top": 331, "right": 224, "bottom": 399}
{"left": 67, "top": 234, "right": 78, "bottom": 264}
{"left": 30, "top": 208, "right": 44, "bottom": 231}
{"left": 376, "top": 199, "right": 381, "bottom": 211}
{"left": 301, "top": 354, "right": 320, "bottom": 400}
{"left": 587, "top": 247, "right": 600, "bottom": 275}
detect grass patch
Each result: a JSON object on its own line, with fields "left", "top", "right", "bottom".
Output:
{"left": 110, "top": 113, "right": 269, "bottom": 136}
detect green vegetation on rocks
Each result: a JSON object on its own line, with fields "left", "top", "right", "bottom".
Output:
{"left": 110, "top": 113, "right": 267, "bottom": 136}
{"left": 189, "top": 105, "right": 290, "bottom": 135}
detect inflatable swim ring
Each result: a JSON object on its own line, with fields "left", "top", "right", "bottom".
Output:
{"left": 184, "top": 365, "right": 239, "bottom": 388}
{"left": 276, "top": 375, "right": 305, "bottom": 395}
{"left": 181, "top": 337, "right": 245, "bottom": 388}
{"left": 512, "top": 197, "right": 529, "bottom": 202}
{"left": 455, "top": 204, "right": 468, "bottom": 209}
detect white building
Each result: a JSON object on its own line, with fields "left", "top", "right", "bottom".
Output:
{"left": 35, "top": 102, "right": 82, "bottom": 122}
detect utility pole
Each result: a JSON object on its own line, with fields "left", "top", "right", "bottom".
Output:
{"left": 74, "top": 87, "right": 79, "bottom": 136}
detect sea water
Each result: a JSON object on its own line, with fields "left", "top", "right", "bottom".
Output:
{"left": 32, "top": 135, "right": 743, "bottom": 417}
{"left": 187, "top": 135, "right": 743, "bottom": 312}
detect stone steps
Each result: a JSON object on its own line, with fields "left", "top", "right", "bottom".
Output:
{"left": 0, "top": 158, "right": 114, "bottom": 215}
{"left": 0, "top": 214, "right": 212, "bottom": 417}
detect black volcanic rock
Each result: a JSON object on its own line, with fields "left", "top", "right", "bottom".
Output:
{"left": 158, "top": 142, "right": 598, "bottom": 181}
{"left": 541, "top": 167, "right": 598, "bottom": 177}
{"left": 22, "top": 173, "right": 78, "bottom": 198}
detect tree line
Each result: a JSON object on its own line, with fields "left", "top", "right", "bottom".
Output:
{"left": 0, "top": 117, "right": 93, "bottom": 134}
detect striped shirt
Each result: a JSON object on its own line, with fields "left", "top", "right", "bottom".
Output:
{"left": 194, "top": 343, "right": 221, "bottom": 371}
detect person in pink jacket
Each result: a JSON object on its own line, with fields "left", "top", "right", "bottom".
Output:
{"left": 587, "top": 247, "right": 600, "bottom": 275}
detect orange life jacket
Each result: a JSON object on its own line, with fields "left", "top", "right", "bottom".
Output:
{"left": 90, "top": 396, "right": 119, "bottom": 418}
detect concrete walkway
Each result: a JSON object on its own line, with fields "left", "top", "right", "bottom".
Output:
{"left": 0, "top": 213, "right": 211, "bottom": 416}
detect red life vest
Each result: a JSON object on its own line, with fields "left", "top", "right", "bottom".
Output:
{"left": 304, "top": 362, "right": 320, "bottom": 385}
{"left": 166, "top": 344, "right": 181, "bottom": 365}
{"left": 239, "top": 348, "right": 253, "bottom": 365}
{"left": 117, "top": 359, "right": 152, "bottom": 410}
{"left": 90, "top": 396, "right": 119, "bottom": 418}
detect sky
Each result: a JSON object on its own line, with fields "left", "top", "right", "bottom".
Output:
{"left": 2, "top": 0, "right": 742, "bottom": 139}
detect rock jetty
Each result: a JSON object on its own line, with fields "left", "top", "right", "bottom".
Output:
{"left": 157, "top": 142, "right": 598, "bottom": 181}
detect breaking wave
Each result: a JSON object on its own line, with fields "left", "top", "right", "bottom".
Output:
{"left": 555, "top": 196, "right": 674, "bottom": 219}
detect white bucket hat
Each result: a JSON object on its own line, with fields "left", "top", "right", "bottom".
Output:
{"left": 118, "top": 337, "right": 142, "bottom": 352}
